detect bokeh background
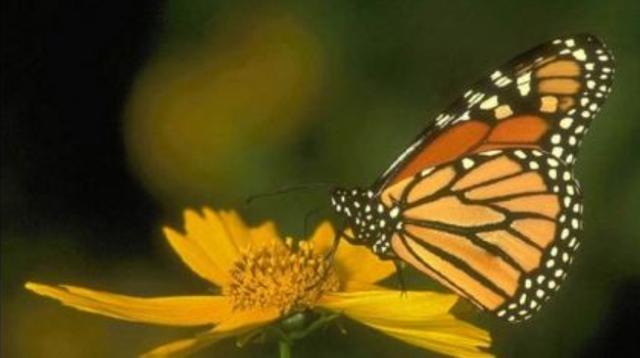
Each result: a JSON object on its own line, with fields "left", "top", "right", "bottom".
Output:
{"left": 2, "top": 1, "right": 639, "bottom": 357}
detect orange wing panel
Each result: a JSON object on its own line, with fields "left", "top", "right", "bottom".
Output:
{"left": 465, "top": 172, "right": 547, "bottom": 200}
{"left": 391, "top": 121, "right": 490, "bottom": 184}
{"left": 538, "top": 78, "right": 581, "bottom": 94}
{"left": 380, "top": 176, "right": 411, "bottom": 206}
{"left": 395, "top": 235, "right": 505, "bottom": 310}
{"left": 536, "top": 60, "right": 581, "bottom": 78}
{"left": 452, "top": 156, "right": 523, "bottom": 191}
{"left": 390, "top": 234, "right": 470, "bottom": 300}
{"left": 511, "top": 218, "right": 556, "bottom": 248}
{"left": 404, "top": 196, "right": 505, "bottom": 227}
{"left": 405, "top": 225, "right": 520, "bottom": 295}
{"left": 487, "top": 115, "right": 548, "bottom": 143}
{"left": 406, "top": 167, "right": 456, "bottom": 202}
{"left": 386, "top": 116, "right": 550, "bottom": 188}
{"left": 477, "top": 230, "right": 543, "bottom": 272}
{"left": 494, "top": 194, "right": 561, "bottom": 219}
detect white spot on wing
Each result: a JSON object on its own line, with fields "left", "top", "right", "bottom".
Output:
{"left": 479, "top": 95, "right": 499, "bottom": 110}
{"left": 495, "top": 76, "right": 512, "bottom": 87}
{"left": 572, "top": 49, "right": 587, "bottom": 61}
{"left": 517, "top": 72, "right": 532, "bottom": 96}
{"left": 560, "top": 117, "right": 573, "bottom": 129}
{"left": 468, "top": 92, "right": 485, "bottom": 106}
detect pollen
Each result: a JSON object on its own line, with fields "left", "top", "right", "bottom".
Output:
{"left": 225, "top": 239, "right": 339, "bottom": 314}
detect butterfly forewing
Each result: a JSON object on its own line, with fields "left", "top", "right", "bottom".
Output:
{"left": 387, "top": 149, "right": 582, "bottom": 322}
{"left": 374, "top": 33, "right": 614, "bottom": 193}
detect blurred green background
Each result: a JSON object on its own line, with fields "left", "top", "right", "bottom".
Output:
{"left": 2, "top": 1, "right": 639, "bottom": 357}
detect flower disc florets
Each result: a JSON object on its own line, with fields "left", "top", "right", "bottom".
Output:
{"left": 226, "top": 239, "right": 339, "bottom": 313}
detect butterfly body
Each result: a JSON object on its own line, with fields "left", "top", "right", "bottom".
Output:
{"left": 331, "top": 188, "right": 400, "bottom": 258}
{"left": 331, "top": 34, "right": 614, "bottom": 323}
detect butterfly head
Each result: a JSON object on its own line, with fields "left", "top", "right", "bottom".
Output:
{"left": 330, "top": 187, "right": 397, "bottom": 257}
{"left": 331, "top": 187, "right": 373, "bottom": 215}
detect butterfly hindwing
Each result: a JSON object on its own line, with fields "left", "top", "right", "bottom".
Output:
{"left": 387, "top": 148, "right": 582, "bottom": 322}
{"left": 375, "top": 34, "right": 614, "bottom": 193}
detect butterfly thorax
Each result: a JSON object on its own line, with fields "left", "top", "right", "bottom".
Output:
{"left": 330, "top": 188, "right": 400, "bottom": 259}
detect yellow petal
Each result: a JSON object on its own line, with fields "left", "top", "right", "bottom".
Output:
{"left": 248, "top": 220, "right": 283, "bottom": 248}
{"left": 165, "top": 208, "right": 251, "bottom": 286}
{"left": 310, "top": 222, "right": 395, "bottom": 287}
{"left": 25, "top": 282, "right": 232, "bottom": 326}
{"left": 214, "top": 209, "right": 252, "bottom": 248}
{"left": 164, "top": 227, "right": 231, "bottom": 286}
{"left": 364, "top": 322, "right": 493, "bottom": 358}
{"left": 203, "top": 209, "right": 285, "bottom": 252}
{"left": 213, "top": 306, "right": 280, "bottom": 332}
{"left": 190, "top": 209, "right": 242, "bottom": 274}
{"left": 319, "top": 290, "right": 492, "bottom": 358}
{"left": 142, "top": 307, "right": 280, "bottom": 357}
{"left": 319, "top": 290, "right": 457, "bottom": 318}
{"left": 309, "top": 221, "right": 335, "bottom": 253}
{"left": 334, "top": 238, "right": 396, "bottom": 286}
{"left": 341, "top": 280, "right": 385, "bottom": 292}
{"left": 210, "top": 208, "right": 251, "bottom": 250}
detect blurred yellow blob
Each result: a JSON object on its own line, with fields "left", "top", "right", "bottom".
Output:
{"left": 8, "top": 298, "right": 109, "bottom": 357}
{"left": 125, "top": 11, "right": 325, "bottom": 207}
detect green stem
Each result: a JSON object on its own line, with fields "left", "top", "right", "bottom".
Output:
{"left": 278, "top": 339, "right": 292, "bottom": 358}
{"left": 288, "top": 313, "right": 340, "bottom": 340}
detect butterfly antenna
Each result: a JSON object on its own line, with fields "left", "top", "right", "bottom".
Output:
{"left": 244, "top": 182, "right": 333, "bottom": 206}
{"left": 303, "top": 206, "right": 325, "bottom": 238}
{"left": 304, "top": 223, "right": 347, "bottom": 292}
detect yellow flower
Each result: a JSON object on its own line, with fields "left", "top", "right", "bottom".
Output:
{"left": 25, "top": 208, "right": 492, "bottom": 357}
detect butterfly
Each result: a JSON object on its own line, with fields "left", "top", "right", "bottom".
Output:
{"left": 330, "top": 34, "right": 614, "bottom": 322}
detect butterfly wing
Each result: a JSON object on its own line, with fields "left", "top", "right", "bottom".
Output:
{"left": 374, "top": 33, "right": 614, "bottom": 193}
{"left": 386, "top": 149, "right": 581, "bottom": 322}
{"left": 334, "top": 34, "right": 614, "bottom": 321}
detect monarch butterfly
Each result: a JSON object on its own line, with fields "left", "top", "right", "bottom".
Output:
{"left": 330, "top": 34, "right": 614, "bottom": 322}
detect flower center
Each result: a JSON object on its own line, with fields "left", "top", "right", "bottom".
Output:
{"left": 225, "top": 239, "right": 339, "bottom": 314}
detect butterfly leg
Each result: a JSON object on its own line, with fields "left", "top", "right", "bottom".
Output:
{"left": 393, "top": 260, "right": 408, "bottom": 297}
{"left": 324, "top": 222, "right": 358, "bottom": 260}
{"left": 325, "top": 225, "right": 344, "bottom": 263}
{"left": 303, "top": 207, "right": 322, "bottom": 238}
{"left": 305, "top": 224, "right": 349, "bottom": 292}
